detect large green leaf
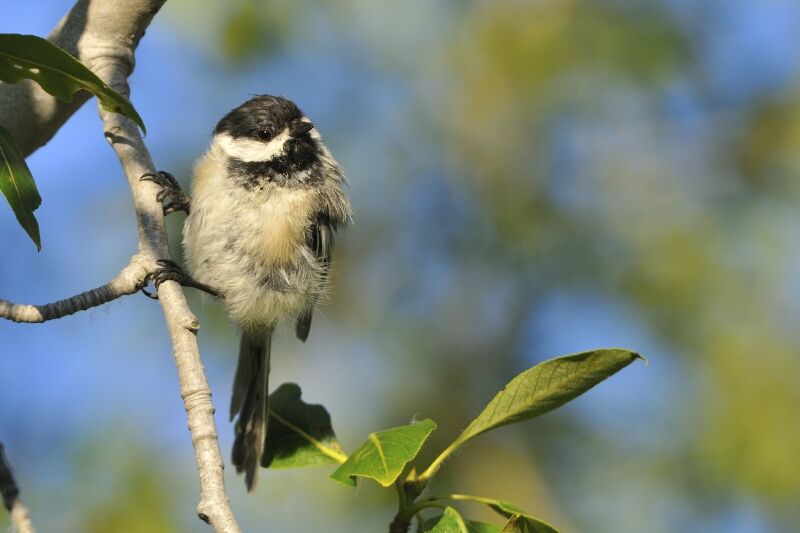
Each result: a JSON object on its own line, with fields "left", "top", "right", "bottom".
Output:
{"left": 0, "top": 124, "right": 40, "bottom": 249}
{"left": 0, "top": 34, "right": 145, "bottom": 133}
{"left": 420, "top": 349, "right": 642, "bottom": 481}
{"left": 331, "top": 418, "right": 436, "bottom": 487}
{"left": 459, "top": 349, "right": 642, "bottom": 441}
{"left": 262, "top": 383, "right": 346, "bottom": 469}
{"left": 421, "top": 508, "right": 500, "bottom": 533}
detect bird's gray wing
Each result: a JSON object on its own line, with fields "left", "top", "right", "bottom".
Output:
{"left": 295, "top": 214, "right": 336, "bottom": 341}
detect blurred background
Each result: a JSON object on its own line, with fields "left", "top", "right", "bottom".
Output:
{"left": 2, "top": 0, "right": 800, "bottom": 531}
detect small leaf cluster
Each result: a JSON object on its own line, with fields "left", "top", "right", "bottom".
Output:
{"left": 264, "top": 348, "right": 644, "bottom": 532}
{"left": 0, "top": 33, "right": 145, "bottom": 250}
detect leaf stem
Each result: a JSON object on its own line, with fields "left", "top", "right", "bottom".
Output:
{"left": 269, "top": 411, "right": 348, "bottom": 464}
{"left": 416, "top": 436, "right": 464, "bottom": 483}
{"left": 442, "top": 494, "right": 497, "bottom": 505}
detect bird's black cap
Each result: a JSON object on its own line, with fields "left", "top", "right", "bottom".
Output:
{"left": 215, "top": 95, "right": 305, "bottom": 142}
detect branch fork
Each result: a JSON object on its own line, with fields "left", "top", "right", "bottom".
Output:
{"left": 0, "top": 1, "right": 241, "bottom": 531}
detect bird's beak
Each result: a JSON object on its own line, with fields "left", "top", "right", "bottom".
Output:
{"left": 291, "top": 121, "right": 314, "bottom": 138}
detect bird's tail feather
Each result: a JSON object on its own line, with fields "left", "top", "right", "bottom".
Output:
{"left": 231, "top": 328, "right": 272, "bottom": 491}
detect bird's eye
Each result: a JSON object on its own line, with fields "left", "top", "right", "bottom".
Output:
{"left": 256, "top": 129, "right": 270, "bottom": 141}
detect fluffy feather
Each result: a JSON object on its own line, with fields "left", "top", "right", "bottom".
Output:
{"left": 182, "top": 95, "right": 352, "bottom": 491}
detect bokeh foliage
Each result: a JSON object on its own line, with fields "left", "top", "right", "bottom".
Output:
{"left": 122, "top": 0, "right": 800, "bottom": 529}
{"left": 3, "top": 0, "right": 800, "bottom": 532}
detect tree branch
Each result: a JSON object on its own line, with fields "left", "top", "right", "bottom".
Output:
{"left": 0, "top": 0, "right": 163, "bottom": 158}
{"left": 0, "top": 254, "right": 151, "bottom": 323}
{"left": 83, "top": 5, "right": 241, "bottom": 532}
{"left": 1, "top": 1, "right": 242, "bottom": 530}
{"left": 0, "top": 443, "right": 36, "bottom": 533}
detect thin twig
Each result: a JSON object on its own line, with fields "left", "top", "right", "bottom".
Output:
{"left": 0, "top": 254, "right": 152, "bottom": 323}
{"left": 0, "top": 443, "right": 36, "bottom": 533}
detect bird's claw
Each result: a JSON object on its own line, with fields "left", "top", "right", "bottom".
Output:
{"left": 141, "top": 259, "right": 220, "bottom": 299}
{"left": 140, "top": 171, "right": 190, "bottom": 215}
{"left": 141, "top": 259, "right": 183, "bottom": 300}
{"left": 149, "top": 259, "right": 185, "bottom": 288}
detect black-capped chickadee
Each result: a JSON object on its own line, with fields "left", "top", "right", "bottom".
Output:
{"left": 143, "top": 95, "right": 352, "bottom": 491}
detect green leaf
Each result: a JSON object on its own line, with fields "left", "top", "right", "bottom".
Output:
{"left": 430, "top": 495, "right": 558, "bottom": 533}
{"left": 262, "top": 383, "right": 346, "bottom": 469}
{"left": 420, "top": 349, "right": 642, "bottom": 481}
{"left": 459, "top": 348, "right": 642, "bottom": 441}
{"left": 419, "top": 507, "right": 470, "bottom": 533}
{"left": 421, "top": 510, "right": 501, "bottom": 533}
{"left": 466, "top": 523, "right": 502, "bottom": 533}
{"left": 0, "top": 124, "right": 41, "bottom": 249}
{"left": 331, "top": 418, "right": 436, "bottom": 487}
{"left": 482, "top": 499, "right": 529, "bottom": 518}
{"left": 0, "top": 34, "right": 145, "bottom": 133}
{"left": 500, "top": 514, "right": 559, "bottom": 533}
{"left": 487, "top": 503, "right": 558, "bottom": 533}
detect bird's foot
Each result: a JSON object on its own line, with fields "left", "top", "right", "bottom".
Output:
{"left": 142, "top": 259, "right": 220, "bottom": 299}
{"left": 140, "top": 171, "right": 191, "bottom": 215}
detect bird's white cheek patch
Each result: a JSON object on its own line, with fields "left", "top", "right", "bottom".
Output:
{"left": 215, "top": 129, "right": 291, "bottom": 162}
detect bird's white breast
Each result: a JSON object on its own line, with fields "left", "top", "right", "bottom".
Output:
{"left": 183, "top": 142, "right": 319, "bottom": 329}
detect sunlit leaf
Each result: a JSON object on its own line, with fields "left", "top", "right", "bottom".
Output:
{"left": 0, "top": 124, "right": 41, "bottom": 249}
{"left": 421, "top": 508, "right": 501, "bottom": 533}
{"left": 424, "top": 495, "right": 559, "bottom": 533}
{"left": 331, "top": 418, "right": 436, "bottom": 487}
{"left": 262, "top": 383, "right": 346, "bottom": 469}
{"left": 419, "top": 349, "right": 642, "bottom": 482}
{"left": 0, "top": 34, "right": 145, "bottom": 133}
{"left": 419, "top": 507, "right": 470, "bottom": 533}
{"left": 456, "top": 348, "right": 641, "bottom": 447}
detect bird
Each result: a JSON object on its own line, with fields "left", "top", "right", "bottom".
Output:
{"left": 141, "top": 94, "right": 352, "bottom": 491}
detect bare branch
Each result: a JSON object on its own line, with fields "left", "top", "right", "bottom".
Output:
{"left": 0, "top": 444, "right": 36, "bottom": 533}
{"left": 101, "top": 117, "right": 242, "bottom": 530}
{"left": 0, "top": 0, "right": 241, "bottom": 530}
{"left": 0, "top": 254, "right": 151, "bottom": 323}
{"left": 83, "top": 6, "right": 242, "bottom": 532}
